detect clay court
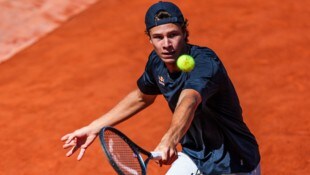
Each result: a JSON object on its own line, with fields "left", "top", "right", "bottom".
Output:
{"left": 0, "top": 0, "right": 309, "bottom": 174}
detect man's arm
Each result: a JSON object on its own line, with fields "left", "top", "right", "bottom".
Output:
{"left": 88, "top": 88, "right": 157, "bottom": 132}
{"left": 155, "top": 89, "right": 202, "bottom": 165}
{"left": 61, "top": 88, "right": 157, "bottom": 160}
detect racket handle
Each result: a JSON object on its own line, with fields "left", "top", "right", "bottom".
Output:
{"left": 150, "top": 151, "right": 162, "bottom": 160}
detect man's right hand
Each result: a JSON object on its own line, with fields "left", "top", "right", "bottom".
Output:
{"left": 61, "top": 126, "right": 98, "bottom": 160}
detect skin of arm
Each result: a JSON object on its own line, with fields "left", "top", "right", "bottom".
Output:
{"left": 61, "top": 88, "right": 157, "bottom": 160}
{"left": 155, "top": 88, "right": 202, "bottom": 165}
{"left": 88, "top": 88, "right": 157, "bottom": 132}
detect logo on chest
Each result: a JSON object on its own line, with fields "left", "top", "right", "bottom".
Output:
{"left": 158, "top": 76, "right": 165, "bottom": 86}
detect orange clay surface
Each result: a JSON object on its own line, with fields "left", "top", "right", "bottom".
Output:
{"left": 0, "top": 0, "right": 309, "bottom": 174}
{"left": 0, "top": 0, "right": 98, "bottom": 63}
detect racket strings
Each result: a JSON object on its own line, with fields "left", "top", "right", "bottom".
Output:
{"left": 104, "top": 130, "right": 143, "bottom": 175}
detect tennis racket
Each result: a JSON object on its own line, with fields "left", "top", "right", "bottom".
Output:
{"left": 99, "top": 126, "right": 162, "bottom": 175}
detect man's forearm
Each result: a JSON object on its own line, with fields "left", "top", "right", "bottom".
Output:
{"left": 160, "top": 89, "right": 201, "bottom": 147}
{"left": 88, "top": 88, "right": 156, "bottom": 132}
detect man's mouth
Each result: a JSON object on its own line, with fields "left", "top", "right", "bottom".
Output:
{"left": 162, "top": 51, "right": 175, "bottom": 57}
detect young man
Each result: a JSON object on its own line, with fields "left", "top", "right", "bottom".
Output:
{"left": 61, "top": 1, "right": 261, "bottom": 174}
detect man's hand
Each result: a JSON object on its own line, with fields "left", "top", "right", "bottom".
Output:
{"left": 61, "top": 126, "right": 98, "bottom": 160}
{"left": 154, "top": 138, "right": 178, "bottom": 166}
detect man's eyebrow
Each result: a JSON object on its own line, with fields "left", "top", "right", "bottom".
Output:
{"left": 151, "top": 29, "right": 179, "bottom": 35}
{"left": 150, "top": 33, "right": 162, "bottom": 37}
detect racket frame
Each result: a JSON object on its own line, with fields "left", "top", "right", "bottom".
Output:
{"left": 99, "top": 126, "right": 153, "bottom": 175}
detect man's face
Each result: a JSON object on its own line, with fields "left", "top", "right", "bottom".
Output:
{"left": 149, "top": 23, "right": 187, "bottom": 64}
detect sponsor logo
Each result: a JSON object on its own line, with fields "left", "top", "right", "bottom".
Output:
{"left": 158, "top": 76, "right": 165, "bottom": 86}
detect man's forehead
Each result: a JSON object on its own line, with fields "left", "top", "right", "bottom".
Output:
{"left": 149, "top": 23, "right": 182, "bottom": 35}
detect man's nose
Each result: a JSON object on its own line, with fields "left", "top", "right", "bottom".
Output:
{"left": 163, "top": 37, "right": 172, "bottom": 48}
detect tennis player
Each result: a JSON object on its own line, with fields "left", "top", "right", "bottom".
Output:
{"left": 62, "top": 1, "right": 261, "bottom": 174}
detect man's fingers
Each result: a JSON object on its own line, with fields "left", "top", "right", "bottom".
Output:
{"left": 167, "top": 149, "right": 178, "bottom": 164}
{"left": 65, "top": 147, "right": 74, "bottom": 157}
{"left": 161, "top": 151, "right": 167, "bottom": 162}
{"left": 61, "top": 134, "right": 74, "bottom": 143}
{"left": 66, "top": 144, "right": 80, "bottom": 157}
{"left": 81, "top": 136, "right": 95, "bottom": 148}
{"left": 62, "top": 141, "right": 76, "bottom": 149}
{"left": 77, "top": 148, "right": 86, "bottom": 160}
{"left": 62, "top": 136, "right": 77, "bottom": 149}
{"left": 61, "top": 134, "right": 71, "bottom": 142}
{"left": 65, "top": 135, "right": 76, "bottom": 144}
{"left": 157, "top": 149, "right": 178, "bottom": 165}
{"left": 166, "top": 153, "right": 178, "bottom": 165}
{"left": 76, "top": 137, "right": 94, "bottom": 160}
{"left": 61, "top": 130, "right": 95, "bottom": 160}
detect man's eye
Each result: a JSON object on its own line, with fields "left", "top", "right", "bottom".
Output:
{"left": 153, "top": 36, "right": 163, "bottom": 39}
{"left": 169, "top": 33, "right": 178, "bottom": 38}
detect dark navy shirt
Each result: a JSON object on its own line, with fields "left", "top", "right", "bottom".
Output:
{"left": 137, "top": 44, "right": 260, "bottom": 174}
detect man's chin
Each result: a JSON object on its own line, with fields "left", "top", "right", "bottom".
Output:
{"left": 161, "top": 57, "right": 176, "bottom": 64}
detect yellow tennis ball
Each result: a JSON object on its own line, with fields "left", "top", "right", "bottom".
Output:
{"left": 177, "top": 54, "right": 195, "bottom": 72}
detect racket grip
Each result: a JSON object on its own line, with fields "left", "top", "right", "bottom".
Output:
{"left": 150, "top": 151, "right": 162, "bottom": 160}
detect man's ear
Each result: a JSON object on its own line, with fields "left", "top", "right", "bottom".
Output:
{"left": 183, "top": 32, "right": 187, "bottom": 40}
{"left": 149, "top": 39, "right": 153, "bottom": 44}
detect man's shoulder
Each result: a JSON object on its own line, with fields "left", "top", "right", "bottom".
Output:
{"left": 189, "top": 44, "right": 218, "bottom": 58}
{"left": 144, "top": 51, "right": 162, "bottom": 71}
{"left": 146, "top": 50, "right": 161, "bottom": 64}
{"left": 148, "top": 50, "right": 158, "bottom": 59}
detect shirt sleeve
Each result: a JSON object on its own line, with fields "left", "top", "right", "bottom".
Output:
{"left": 137, "top": 56, "right": 162, "bottom": 95}
{"left": 183, "top": 51, "right": 223, "bottom": 100}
